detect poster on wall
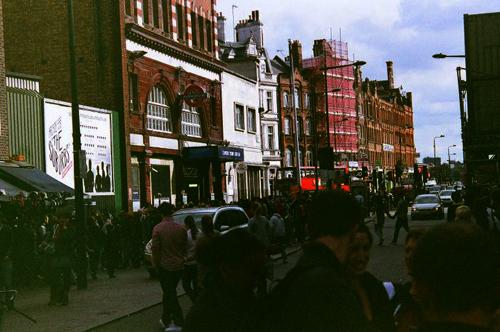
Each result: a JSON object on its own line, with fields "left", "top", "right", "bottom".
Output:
{"left": 44, "top": 99, "right": 114, "bottom": 195}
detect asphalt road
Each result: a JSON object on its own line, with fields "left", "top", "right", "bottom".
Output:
{"left": 91, "top": 213, "right": 444, "bottom": 332}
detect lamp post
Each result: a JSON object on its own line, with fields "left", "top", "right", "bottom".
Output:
{"left": 67, "top": 0, "right": 87, "bottom": 289}
{"left": 432, "top": 52, "right": 470, "bottom": 188}
{"left": 448, "top": 144, "right": 456, "bottom": 182}
{"left": 289, "top": 40, "right": 301, "bottom": 187}
{"left": 433, "top": 134, "right": 445, "bottom": 163}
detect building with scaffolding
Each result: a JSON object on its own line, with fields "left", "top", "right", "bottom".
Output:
{"left": 303, "top": 39, "right": 359, "bottom": 168}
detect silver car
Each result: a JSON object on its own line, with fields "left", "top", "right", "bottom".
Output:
{"left": 438, "top": 190, "right": 455, "bottom": 206}
{"left": 411, "top": 194, "right": 444, "bottom": 220}
{"left": 144, "top": 206, "right": 249, "bottom": 277}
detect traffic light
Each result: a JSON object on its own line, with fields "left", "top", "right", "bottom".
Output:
{"left": 422, "top": 165, "right": 429, "bottom": 183}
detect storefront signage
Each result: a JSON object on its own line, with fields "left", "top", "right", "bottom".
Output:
{"left": 348, "top": 161, "right": 359, "bottom": 168}
{"left": 218, "top": 147, "right": 244, "bottom": 161}
{"left": 44, "top": 99, "right": 114, "bottom": 195}
{"left": 383, "top": 144, "right": 394, "bottom": 152}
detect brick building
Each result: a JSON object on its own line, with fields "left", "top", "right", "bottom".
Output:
{"left": 303, "top": 40, "right": 359, "bottom": 166}
{"left": 272, "top": 41, "right": 316, "bottom": 180}
{"left": 3, "top": 0, "right": 128, "bottom": 211}
{"left": 124, "top": 0, "right": 235, "bottom": 208}
{"left": 357, "top": 61, "right": 416, "bottom": 173}
{"left": 0, "top": 0, "right": 7, "bottom": 160}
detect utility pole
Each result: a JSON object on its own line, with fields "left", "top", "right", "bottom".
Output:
{"left": 67, "top": 0, "right": 87, "bottom": 289}
{"left": 289, "top": 40, "right": 302, "bottom": 188}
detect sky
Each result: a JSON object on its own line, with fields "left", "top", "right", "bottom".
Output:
{"left": 218, "top": 0, "right": 500, "bottom": 163}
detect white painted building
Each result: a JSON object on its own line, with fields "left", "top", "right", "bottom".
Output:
{"left": 221, "top": 71, "right": 265, "bottom": 202}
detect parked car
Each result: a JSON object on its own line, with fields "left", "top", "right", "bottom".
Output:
{"left": 411, "top": 194, "right": 444, "bottom": 220}
{"left": 427, "top": 186, "right": 441, "bottom": 195}
{"left": 438, "top": 190, "right": 455, "bottom": 206}
{"left": 144, "top": 206, "right": 249, "bottom": 277}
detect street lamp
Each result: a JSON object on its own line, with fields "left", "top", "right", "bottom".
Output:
{"left": 433, "top": 134, "right": 445, "bottom": 162}
{"left": 448, "top": 144, "right": 456, "bottom": 182}
{"left": 432, "top": 53, "right": 465, "bottom": 59}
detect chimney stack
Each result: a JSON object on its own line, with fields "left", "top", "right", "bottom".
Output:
{"left": 217, "top": 13, "right": 226, "bottom": 43}
{"left": 386, "top": 61, "right": 394, "bottom": 89}
{"left": 291, "top": 40, "right": 303, "bottom": 69}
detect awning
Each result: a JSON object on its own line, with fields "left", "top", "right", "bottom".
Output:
{"left": 0, "top": 177, "right": 25, "bottom": 196}
{"left": 0, "top": 163, "right": 74, "bottom": 194}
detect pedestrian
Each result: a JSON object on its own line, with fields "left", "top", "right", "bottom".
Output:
{"left": 182, "top": 215, "right": 199, "bottom": 302}
{"left": 248, "top": 190, "right": 371, "bottom": 332}
{"left": 183, "top": 229, "right": 267, "bottom": 332}
{"left": 248, "top": 203, "right": 272, "bottom": 296}
{"left": 346, "top": 223, "right": 396, "bottom": 332}
{"left": 391, "top": 194, "right": 410, "bottom": 245}
{"left": 0, "top": 213, "right": 13, "bottom": 309}
{"left": 195, "top": 215, "right": 219, "bottom": 289}
{"left": 269, "top": 209, "right": 287, "bottom": 264}
{"left": 393, "top": 229, "right": 426, "bottom": 332}
{"left": 102, "top": 214, "right": 119, "bottom": 278}
{"left": 410, "top": 223, "right": 499, "bottom": 331}
{"left": 374, "top": 190, "right": 390, "bottom": 245}
{"left": 48, "top": 210, "right": 76, "bottom": 306}
{"left": 446, "top": 191, "right": 462, "bottom": 222}
{"left": 152, "top": 203, "right": 187, "bottom": 331}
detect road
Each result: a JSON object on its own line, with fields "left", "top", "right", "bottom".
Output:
{"left": 91, "top": 213, "right": 443, "bottom": 332}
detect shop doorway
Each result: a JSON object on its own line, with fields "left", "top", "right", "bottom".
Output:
{"left": 151, "top": 165, "right": 171, "bottom": 206}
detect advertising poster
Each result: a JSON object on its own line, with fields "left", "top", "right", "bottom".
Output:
{"left": 44, "top": 100, "right": 114, "bottom": 195}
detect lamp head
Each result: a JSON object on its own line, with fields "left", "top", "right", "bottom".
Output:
{"left": 353, "top": 60, "right": 366, "bottom": 67}
{"left": 432, "top": 53, "right": 446, "bottom": 59}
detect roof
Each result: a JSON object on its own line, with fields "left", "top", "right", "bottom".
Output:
{"left": 0, "top": 162, "right": 74, "bottom": 194}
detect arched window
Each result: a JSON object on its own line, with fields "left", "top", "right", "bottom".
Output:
{"left": 285, "top": 147, "right": 293, "bottom": 167}
{"left": 284, "top": 116, "right": 291, "bottom": 135}
{"left": 147, "top": 85, "right": 172, "bottom": 133}
{"left": 283, "top": 91, "right": 289, "bottom": 108}
{"left": 305, "top": 150, "right": 313, "bottom": 167}
{"left": 181, "top": 102, "right": 202, "bottom": 137}
{"left": 306, "top": 117, "right": 313, "bottom": 136}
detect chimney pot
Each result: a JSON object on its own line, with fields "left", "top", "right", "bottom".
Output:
{"left": 386, "top": 61, "right": 394, "bottom": 89}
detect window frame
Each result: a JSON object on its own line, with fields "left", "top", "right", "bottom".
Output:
{"left": 284, "top": 116, "right": 291, "bottom": 135}
{"left": 146, "top": 85, "right": 173, "bottom": 133}
{"left": 181, "top": 102, "right": 202, "bottom": 138}
{"left": 246, "top": 107, "right": 257, "bottom": 133}
{"left": 234, "top": 103, "right": 245, "bottom": 131}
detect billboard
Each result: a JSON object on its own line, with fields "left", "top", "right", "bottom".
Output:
{"left": 44, "top": 99, "right": 114, "bottom": 195}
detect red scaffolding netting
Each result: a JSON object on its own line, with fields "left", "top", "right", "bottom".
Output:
{"left": 303, "top": 40, "right": 358, "bottom": 156}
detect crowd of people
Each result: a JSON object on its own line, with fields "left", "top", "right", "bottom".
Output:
{"left": 1, "top": 184, "right": 500, "bottom": 331}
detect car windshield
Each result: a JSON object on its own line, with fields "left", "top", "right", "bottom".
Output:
{"left": 440, "top": 190, "right": 454, "bottom": 196}
{"left": 172, "top": 212, "right": 214, "bottom": 228}
{"left": 415, "top": 196, "right": 439, "bottom": 204}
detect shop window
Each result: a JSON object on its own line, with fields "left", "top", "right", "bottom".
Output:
{"left": 181, "top": 102, "right": 202, "bottom": 137}
{"left": 234, "top": 104, "right": 245, "bottom": 130}
{"left": 146, "top": 85, "right": 172, "bottom": 133}
{"left": 247, "top": 107, "right": 256, "bottom": 133}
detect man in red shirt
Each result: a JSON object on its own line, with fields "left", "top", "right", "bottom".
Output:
{"left": 152, "top": 203, "right": 187, "bottom": 329}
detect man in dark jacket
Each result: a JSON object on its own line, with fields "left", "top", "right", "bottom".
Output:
{"left": 254, "top": 190, "right": 372, "bottom": 332}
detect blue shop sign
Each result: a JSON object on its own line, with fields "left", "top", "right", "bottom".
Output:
{"left": 218, "top": 147, "right": 244, "bottom": 161}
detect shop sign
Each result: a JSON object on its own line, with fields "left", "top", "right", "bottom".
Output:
{"left": 218, "top": 147, "right": 244, "bottom": 161}
{"left": 383, "top": 144, "right": 394, "bottom": 152}
{"left": 44, "top": 99, "right": 114, "bottom": 195}
{"left": 348, "top": 161, "right": 359, "bottom": 168}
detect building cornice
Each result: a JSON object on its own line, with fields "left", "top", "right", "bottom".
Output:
{"left": 126, "top": 23, "right": 227, "bottom": 74}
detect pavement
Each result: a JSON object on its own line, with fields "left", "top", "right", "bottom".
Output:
{"left": 1, "top": 246, "right": 302, "bottom": 332}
